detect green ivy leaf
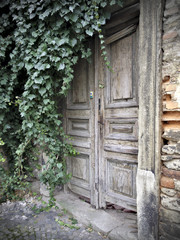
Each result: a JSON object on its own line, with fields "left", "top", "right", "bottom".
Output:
{"left": 57, "top": 63, "right": 65, "bottom": 70}
{"left": 86, "top": 29, "right": 94, "bottom": 36}
{"left": 27, "top": 94, "right": 36, "bottom": 100}
{"left": 57, "top": 163, "right": 62, "bottom": 169}
{"left": 39, "top": 88, "right": 46, "bottom": 96}
{"left": 70, "top": 14, "right": 78, "bottom": 22}
{"left": 39, "top": 9, "right": 51, "bottom": 20}
{"left": 27, "top": 122, "right": 33, "bottom": 128}
{"left": 69, "top": 5, "right": 75, "bottom": 12}
{"left": 25, "top": 63, "right": 33, "bottom": 71}
{"left": 57, "top": 172, "right": 63, "bottom": 178}
{"left": 101, "top": 2, "right": 107, "bottom": 7}
{"left": 35, "top": 63, "right": 46, "bottom": 71}
{"left": 34, "top": 77, "right": 44, "bottom": 84}
{"left": 110, "top": 0, "right": 116, "bottom": 5}
{"left": 70, "top": 39, "right": 77, "bottom": 47}
{"left": 46, "top": 81, "right": 51, "bottom": 90}
{"left": 43, "top": 99, "right": 49, "bottom": 105}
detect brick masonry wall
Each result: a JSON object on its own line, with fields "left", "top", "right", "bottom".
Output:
{"left": 160, "top": 0, "right": 180, "bottom": 239}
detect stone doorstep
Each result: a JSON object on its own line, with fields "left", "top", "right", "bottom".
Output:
{"left": 43, "top": 192, "right": 138, "bottom": 240}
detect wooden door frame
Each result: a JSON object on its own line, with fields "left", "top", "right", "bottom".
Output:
{"left": 137, "top": 0, "right": 164, "bottom": 239}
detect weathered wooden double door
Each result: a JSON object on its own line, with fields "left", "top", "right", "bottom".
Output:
{"left": 65, "top": 21, "right": 139, "bottom": 211}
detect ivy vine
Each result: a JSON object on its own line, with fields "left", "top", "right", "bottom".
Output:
{"left": 0, "top": 0, "right": 122, "bottom": 204}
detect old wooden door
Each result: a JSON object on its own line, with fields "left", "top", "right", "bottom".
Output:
{"left": 65, "top": 43, "right": 98, "bottom": 207}
{"left": 97, "top": 29, "right": 139, "bottom": 211}
{"left": 65, "top": 4, "right": 139, "bottom": 211}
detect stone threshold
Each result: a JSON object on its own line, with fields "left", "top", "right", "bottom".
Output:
{"left": 43, "top": 192, "right": 138, "bottom": 240}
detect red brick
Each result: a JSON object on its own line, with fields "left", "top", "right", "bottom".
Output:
{"left": 161, "top": 176, "right": 175, "bottom": 189}
{"left": 165, "top": 84, "right": 177, "bottom": 92}
{"left": 162, "top": 167, "right": 180, "bottom": 180}
{"left": 163, "top": 122, "right": 180, "bottom": 131}
{"left": 162, "top": 112, "right": 180, "bottom": 121}
{"left": 166, "top": 101, "right": 179, "bottom": 110}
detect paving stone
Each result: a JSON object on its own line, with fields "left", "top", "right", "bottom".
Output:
{"left": 0, "top": 198, "right": 110, "bottom": 240}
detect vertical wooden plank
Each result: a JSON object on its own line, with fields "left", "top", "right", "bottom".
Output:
{"left": 98, "top": 36, "right": 107, "bottom": 209}
{"left": 88, "top": 40, "right": 96, "bottom": 207}
{"left": 94, "top": 36, "right": 100, "bottom": 209}
{"left": 132, "top": 26, "right": 139, "bottom": 103}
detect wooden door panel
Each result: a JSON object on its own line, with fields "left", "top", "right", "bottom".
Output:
{"left": 72, "top": 59, "right": 88, "bottom": 104}
{"left": 104, "top": 145, "right": 138, "bottom": 155}
{"left": 110, "top": 35, "right": 133, "bottom": 100}
{"left": 67, "top": 118, "right": 90, "bottom": 138}
{"left": 102, "top": 155, "right": 137, "bottom": 210}
{"left": 107, "top": 159, "right": 137, "bottom": 196}
{"left": 106, "top": 157, "right": 137, "bottom": 209}
{"left": 104, "top": 151, "right": 138, "bottom": 164}
{"left": 105, "top": 119, "right": 138, "bottom": 141}
{"left": 72, "top": 155, "right": 89, "bottom": 181}
{"left": 66, "top": 111, "right": 92, "bottom": 148}
{"left": 68, "top": 149, "right": 91, "bottom": 198}
{"left": 105, "top": 32, "right": 139, "bottom": 108}
{"left": 105, "top": 108, "right": 138, "bottom": 119}
{"left": 67, "top": 58, "right": 90, "bottom": 110}
{"left": 103, "top": 144, "right": 138, "bottom": 210}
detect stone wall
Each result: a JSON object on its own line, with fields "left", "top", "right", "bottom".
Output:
{"left": 160, "top": 0, "right": 180, "bottom": 239}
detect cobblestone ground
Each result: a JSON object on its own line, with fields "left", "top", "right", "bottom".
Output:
{"left": 0, "top": 198, "right": 109, "bottom": 240}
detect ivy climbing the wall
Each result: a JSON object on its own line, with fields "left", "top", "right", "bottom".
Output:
{"left": 0, "top": 0, "right": 123, "bottom": 204}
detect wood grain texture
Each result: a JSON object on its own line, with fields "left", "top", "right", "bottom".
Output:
{"left": 111, "top": 35, "right": 133, "bottom": 100}
{"left": 104, "top": 3, "right": 140, "bottom": 31}
{"left": 72, "top": 59, "right": 88, "bottom": 104}
{"left": 105, "top": 25, "right": 137, "bottom": 45}
{"left": 67, "top": 118, "right": 90, "bottom": 137}
{"left": 105, "top": 32, "right": 139, "bottom": 109}
{"left": 67, "top": 58, "right": 89, "bottom": 110}
{"left": 104, "top": 144, "right": 138, "bottom": 155}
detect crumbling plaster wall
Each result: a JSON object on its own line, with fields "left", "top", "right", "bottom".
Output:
{"left": 160, "top": 0, "right": 180, "bottom": 239}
